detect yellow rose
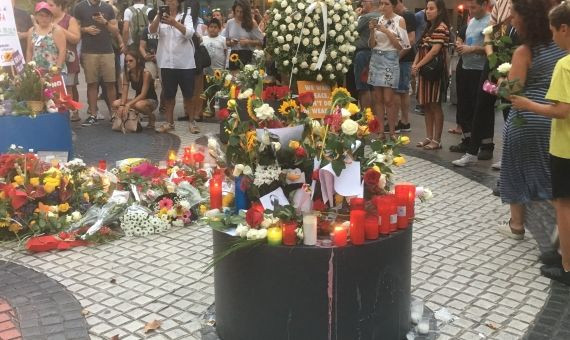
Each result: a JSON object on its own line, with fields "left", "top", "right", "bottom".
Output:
{"left": 227, "top": 99, "right": 237, "bottom": 109}
{"left": 364, "top": 109, "right": 374, "bottom": 123}
{"left": 13, "top": 175, "right": 24, "bottom": 186}
{"left": 334, "top": 194, "right": 344, "bottom": 206}
{"left": 44, "top": 183, "right": 56, "bottom": 193}
{"left": 199, "top": 204, "right": 207, "bottom": 215}
{"left": 229, "top": 85, "right": 237, "bottom": 99}
{"left": 357, "top": 125, "right": 370, "bottom": 137}
{"left": 393, "top": 156, "right": 406, "bottom": 166}
{"left": 288, "top": 140, "right": 300, "bottom": 150}
{"left": 83, "top": 192, "right": 90, "bottom": 202}
{"left": 400, "top": 136, "right": 410, "bottom": 145}
{"left": 222, "top": 193, "right": 235, "bottom": 207}
{"left": 58, "top": 203, "right": 70, "bottom": 213}
{"left": 372, "top": 165, "right": 381, "bottom": 173}
{"left": 346, "top": 103, "right": 359, "bottom": 116}
{"left": 30, "top": 177, "right": 40, "bottom": 186}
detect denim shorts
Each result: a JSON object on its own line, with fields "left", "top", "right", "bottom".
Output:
{"left": 395, "top": 61, "right": 412, "bottom": 94}
{"left": 368, "top": 49, "right": 400, "bottom": 89}
{"left": 353, "top": 49, "right": 372, "bottom": 91}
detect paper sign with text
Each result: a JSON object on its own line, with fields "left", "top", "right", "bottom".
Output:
{"left": 47, "top": 74, "right": 68, "bottom": 98}
{"left": 297, "top": 81, "right": 331, "bottom": 119}
{"left": 0, "top": 1, "right": 25, "bottom": 68}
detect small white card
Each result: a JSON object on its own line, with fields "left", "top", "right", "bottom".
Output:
{"left": 260, "top": 187, "right": 290, "bottom": 210}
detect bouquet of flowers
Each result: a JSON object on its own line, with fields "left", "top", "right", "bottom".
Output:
{"left": 264, "top": 0, "right": 358, "bottom": 84}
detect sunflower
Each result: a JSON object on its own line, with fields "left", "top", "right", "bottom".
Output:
{"left": 2, "top": 51, "right": 13, "bottom": 62}
{"left": 247, "top": 95, "right": 258, "bottom": 121}
{"left": 331, "top": 87, "right": 351, "bottom": 99}
{"left": 230, "top": 53, "right": 240, "bottom": 63}
{"left": 278, "top": 100, "right": 299, "bottom": 116}
{"left": 214, "top": 69, "right": 223, "bottom": 80}
{"left": 364, "top": 108, "right": 374, "bottom": 123}
{"left": 245, "top": 131, "right": 257, "bottom": 152}
{"left": 9, "top": 223, "right": 22, "bottom": 234}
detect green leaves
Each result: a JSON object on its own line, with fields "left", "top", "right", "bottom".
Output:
{"left": 331, "top": 158, "right": 345, "bottom": 177}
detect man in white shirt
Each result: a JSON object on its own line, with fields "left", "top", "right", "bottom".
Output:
{"left": 122, "top": 0, "right": 151, "bottom": 51}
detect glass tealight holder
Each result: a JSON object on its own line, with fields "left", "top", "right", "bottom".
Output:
{"left": 410, "top": 299, "right": 424, "bottom": 324}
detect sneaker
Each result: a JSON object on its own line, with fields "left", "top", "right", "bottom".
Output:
{"left": 540, "top": 250, "right": 562, "bottom": 266}
{"left": 496, "top": 220, "right": 525, "bottom": 240}
{"left": 492, "top": 180, "right": 500, "bottom": 197}
{"left": 540, "top": 264, "right": 570, "bottom": 286}
{"left": 96, "top": 112, "right": 105, "bottom": 121}
{"left": 398, "top": 121, "right": 411, "bottom": 132}
{"left": 81, "top": 115, "right": 98, "bottom": 127}
{"left": 452, "top": 153, "right": 478, "bottom": 167}
{"left": 491, "top": 161, "right": 501, "bottom": 170}
{"left": 449, "top": 139, "right": 470, "bottom": 153}
{"left": 478, "top": 147, "right": 494, "bottom": 160}
{"left": 414, "top": 105, "right": 423, "bottom": 113}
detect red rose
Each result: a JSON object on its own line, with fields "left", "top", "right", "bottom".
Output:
{"left": 217, "top": 108, "right": 230, "bottom": 120}
{"left": 312, "top": 170, "right": 320, "bottom": 181}
{"left": 312, "top": 198, "right": 326, "bottom": 211}
{"left": 99, "top": 226, "right": 111, "bottom": 235}
{"left": 267, "top": 119, "right": 284, "bottom": 128}
{"left": 364, "top": 168, "right": 381, "bottom": 187}
{"left": 58, "top": 232, "right": 70, "bottom": 240}
{"left": 275, "top": 86, "right": 290, "bottom": 99}
{"left": 368, "top": 118, "right": 380, "bottom": 133}
{"left": 193, "top": 153, "right": 205, "bottom": 162}
{"left": 298, "top": 92, "right": 315, "bottom": 106}
{"left": 295, "top": 147, "right": 307, "bottom": 158}
{"left": 245, "top": 203, "right": 265, "bottom": 228}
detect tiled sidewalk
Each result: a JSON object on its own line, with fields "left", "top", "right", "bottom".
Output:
{"left": 0, "top": 299, "right": 22, "bottom": 340}
{"left": 0, "top": 152, "right": 555, "bottom": 339}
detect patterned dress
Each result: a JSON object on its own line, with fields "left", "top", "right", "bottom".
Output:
{"left": 500, "top": 41, "right": 566, "bottom": 204}
{"left": 31, "top": 25, "right": 66, "bottom": 73}
{"left": 416, "top": 22, "right": 449, "bottom": 105}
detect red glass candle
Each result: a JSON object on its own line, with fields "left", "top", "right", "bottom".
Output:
{"left": 333, "top": 226, "right": 347, "bottom": 247}
{"left": 350, "top": 210, "right": 365, "bottom": 245}
{"left": 395, "top": 183, "right": 416, "bottom": 228}
{"left": 350, "top": 197, "right": 365, "bottom": 210}
{"left": 98, "top": 160, "right": 107, "bottom": 171}
{"left": 209, "top": 174, "right": 223, "bottom": 209}
{"left": 364, "top": 214, "right": 379, "bottom": 240}
{"left": 282, "top": 221, "right": 297, "bottom": 246}
{"left": 407, "top": 186, "right": 416, "bottom": 222}
{"left": 375, "top": 195, "right": 391, "bottom": 235}
{"left": 385, "top": 194, "right": 398, "bottom": 232}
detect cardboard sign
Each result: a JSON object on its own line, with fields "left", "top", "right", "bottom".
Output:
{"left": 0, "top": 1, "right": 24, "bottom": 68}
{"left": 47, "top": 74, "right": 67, "bottom": 98}
{"left": 297, "top": 81, "right": 331, "bottom": 119}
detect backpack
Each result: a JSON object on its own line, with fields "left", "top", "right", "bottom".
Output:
{"left": 128, "top": 5, "right": 149, "bottom": 48}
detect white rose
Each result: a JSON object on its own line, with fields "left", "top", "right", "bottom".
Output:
{"left": 327, "top": 18, "right": 332, "bottom": 25}
{"left": 482, "top": 25, "right": 493, "bottom": 35}
{"left": 286, "top": 34, "right": 293, "bottom": 41}
{"left": 244, "top": 64, "right": 255, "bottom": 72}
{"left": 336, "top": 35, "right": 345, "bottom": 43}
{"left": 325, "top": 64, "right": 333, "bottom": 71}
{"left": 277, "top": 36, "right": 285, "bottom": 44}
{"left": 280, "top": 24, "right": 286, "bottom": 31}
{"left": 293, "top": 37, "right": 300, "bottom": 44}
{"left": 423, "top": 188, "right": 433, "bottom": 201}
{"left": 294, "top": 13, "right": 302, "bottom": 21}
{"left": 298, "top": 3, "right": 305, "bottom": 10}
{"left": 238, "top": 88, "right": 253, "bottom": 99}
{"left": 285, "top": 6, "right": 292, "bottom": 14}
{"left": 292, "top": 67, "right": 298, "bottom": 74}
{"left": 292, "top": 57, "right": 298, "bottom": 63}
{"left": 233, "top": 164, "right": 245, "bottom": 177}
{"left": 66, "top": 215, "right": 73, "bottom": 224}
{"left": 341, "top": 119, "right": 359, "bottom": 135}
{"left": 288, "top": 23, "right": 296, "bottom": 31}
{"left": 243, "top": 165, "right": 253, "bottom": 176}
{"left": 297, "top": 22, "right": 303, "bottom": 29}
{"left": 341, "top": 108, "right": 351, "bottom": 118}
{"left": 281, "top": 0, "right": 288, "bottom": 8}
{"left": 497, "top": 62, "right": 512, "bottom": 74}
{"left": 341, "top": 19, "right": 347, "bottom": 26}
{"left": 275, "top": 13, "right": 282, "bottom": 20}
{"left": 255, "top": 104, "right": 275, "bottom": 120}
{"left": 283, "top": 44, "right": 290, "bottom": 51}
{"left": 330, "top": 51, "right": 338, "bottom": 59}
{"left": 283, "top": 60, "right": 290, "bottom": 66}
{"left": 302, "top": 28, "right": 310, "bottom": 36}
{"left": 300, "top": 61, "right": 309, "bottom": 69}
{"left": 312, "top": 50, "right": 319, "bottom": 57}
{"left": 335, "top": 23, "right": 342, "bottom": 31}
{"left": 261, "top": 218, "right": 274, "bottom": 229}
{"left": 236, "top": 224, "right": 249, "bottom": 238}
{"left": 333, "top": 14, "right": 341, "bottom": 22}
{"left": 312, "top": 56, "right": 318, "bottom": 62}
{"left": 274, "top": 47, "right": 280, "bottom": 54}
{"left": 341, "top": 56, "right": 347, "bottom": 63}
{"left": 333, "top": 3, "right": 340, "bottom": 10}
{"left": 302, "top": 38, "right": 310, "bottom": 46}
{"left": 307, "top": 21, "right": 314, "bottom": 28}
{"left": 272, "top": 142, "right": 281, "bottom": 151}
{"left": 310, "top": 63, "right": 317, "bottom": 70}
{"left": 345, "top": 30, "right": 351, "bottom": 38}
{"left": 225, "top": 74, "right": 233, "bottom": 82}
{"left": 336, "top": 63, "right": 343, "bottom": 70}
{"left": 272, "top": 20, "right": 279, "bottom": 27}
{"left": 285, "top": 16, "right": 292, "bottom": 23}
{"left": 72, "top": 211, "right": 82, "bottom": 221}
{"left": 28, "top": 61, "right": 36, "bottom": 67}
{"left": 329, "top": 30, "right": 337, "bottom": 38}
{"left": 375, "top": 153, "right": 386, "bottom": 163}
{"left": 316, "top": 74, "right": 323, "bottom": 81}
{"left": 312, "top": 27, "right": 320, "bottom": 36}
{"left": 342, "top": 67, "right": 348, "bottom": 73}
{"left": 312, "top": 37, "right": 321, "bottom": 45}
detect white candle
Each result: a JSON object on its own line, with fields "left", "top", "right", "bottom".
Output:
{"left": 303, "top": 213, "right": 317, "bottom": 246}
{"left": 417, "top": 319, "right": 429, "bottom": 334}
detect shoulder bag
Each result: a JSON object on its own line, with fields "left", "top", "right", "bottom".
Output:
{"left": 419, "top": 52, "right": 444, "bottom": 81}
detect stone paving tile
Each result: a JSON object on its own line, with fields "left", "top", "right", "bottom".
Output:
{"left": 0, "top": 146, "right": 555, "bottom": 339}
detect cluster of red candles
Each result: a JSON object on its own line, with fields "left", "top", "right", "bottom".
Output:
{"left": 332, "top": 183, "right": 416, "bottom": 247}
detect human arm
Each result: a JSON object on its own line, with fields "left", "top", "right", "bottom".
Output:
{"left": 457, "top": 43, "right": 486, "bottom": 55}
{"left": 240, "top": 24, "right": 264, "bottom": 48}
{"left": 62, "top": 16, "right": 81, "bottom": 44}
{"left": 53, "top": 26, "right": 67, "bottom": 69}
{"left": 374, "top": 20, "right": 404, "bottom": 50}
{"left": 411, "top": 51, "right": 420, "bottom": 75}
{"left": 510, "top": 97, "right": 570, "bottom": 119}
{"left": 25, "top": 28, "right": 33, "bottom": 63}
{"left": 149, "top": 11, "right": 160, "bottom": 34}
{"left": 399, "top": 16, "right": 414, "bottom": 59}
{"left": 92, "top": 10, "right": 119, "bottom": 36}
{"left": 507, "top": 45, "right": 531, "bottom": 89}
{"left": 161, "top": 11, "right": 194, "bottom": 38}
{"left": 117, "top": 74, "right": 130, "bottom": 116}
{"left": 121, "top": 21, "right": 130, "bottom": 49}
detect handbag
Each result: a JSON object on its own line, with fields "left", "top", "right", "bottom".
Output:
{"left": 193, "top": 35, "right": 211, "bottom": 70}
{"left": 419, "top": 53, "right": 444, "bottom": 81}
{"left": 112, "top": 109, "right": 142, "bottom": 133}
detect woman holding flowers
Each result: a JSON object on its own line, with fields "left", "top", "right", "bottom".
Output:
{"left": 367, "top": 0, "right": 409, "bottom": 140}
{"left": 495, "top": 0, "right": 566, "bottom": 240}
{"left": 26, "top": 2, "right": 66, "bottom": 74}
{"left": 411, "top": 0, "right": 449, "bottom": 150}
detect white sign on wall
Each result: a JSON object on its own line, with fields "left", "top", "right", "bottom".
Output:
{"left": 0, "top": 1, "right": 25, "bottom": 69}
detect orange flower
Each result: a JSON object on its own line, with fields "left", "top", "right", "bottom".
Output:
{"left": 36, "top": 202, "right": 51, "bottom": 214}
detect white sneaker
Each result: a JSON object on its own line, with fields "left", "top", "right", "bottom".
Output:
{"left": 497, "top": 220, "right": 524, "bottom": 240}
{"left": 96, "top": 112, "right": 106, "bottom": 121}
{"left": 491, "top": 161, "right": 501, "bottom": 170}
{"left": 452, "top": 153, "right": 478, "bottom": 167}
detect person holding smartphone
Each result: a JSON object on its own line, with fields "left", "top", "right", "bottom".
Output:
{"left": 149, "top": 0, "right": 198, "bottom": 133}
{"left": 222, "top": 0, "right": 263, "bottom": 70}
{"left": 73, "top": 0, "right": 120, "bottom": 126}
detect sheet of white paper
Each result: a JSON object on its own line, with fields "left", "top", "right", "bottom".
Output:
{"left": 311, "top": 157, "right": 321, "bottom": 199}
{"left": 260, "top": 187, "right": 290, "bottom": 210}
{"left": 256, "top": 125, "right": 304, "bottom": 146}
{"left": 293, "top": 186, "right": 312, "bottom": 213}
{"left": 319, "top": 161, "right": 363, "bottom": 206}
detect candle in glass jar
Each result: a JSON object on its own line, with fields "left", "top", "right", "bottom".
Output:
{"left": 167, "top": 149, "right": 177, "bottom": 167}
{"left": 350, "top": 210, "right": 365, "bottom": 245}
{"left": 98, "top": 160, "right": 107, "bottom": 171}
{"left": 395, "top": 183, "right": 415, "bottom": 229}
{"left": 209, "top": 175, "right": 223, "bottom": 209}
{"left": 375, "top": 195, "right": 391, "bottom": 235}
{"left": 267, "top": 226, "right": 282, "bottom": 246}
{"left": 235, "top": 176, "right": 250, "bottom": 211}
{"left": 303, "top": 213, "right": 317, "bottom": 245}
{"left": 364, "top": 214, "right": 379, "bottom": 240}
{"left": 333, "top": 225, "right": 347, "bottom": 247}
{"left": 350, "top": 197, "right": 365, "bottom": 210}
{"left": 282, "top": 221, "right": 297, "bottom": 246}
{"left": 385, "top": 194, "right": 398, "bottom": 232}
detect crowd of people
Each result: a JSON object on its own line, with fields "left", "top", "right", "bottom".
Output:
{"left": 11, "top": 0, "right": 570, "bottom": 285}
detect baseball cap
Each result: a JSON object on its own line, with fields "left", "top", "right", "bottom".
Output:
{"left": 35, "top": 2, "right": 53, "bottom": 14}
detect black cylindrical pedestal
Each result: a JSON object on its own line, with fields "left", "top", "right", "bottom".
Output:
{"left": 213, "top": 226, "right": 412, "bottom": 340}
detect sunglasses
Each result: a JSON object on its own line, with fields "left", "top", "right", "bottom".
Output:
{"left": 212, "top": 8, "right": 221, "bottom": 12}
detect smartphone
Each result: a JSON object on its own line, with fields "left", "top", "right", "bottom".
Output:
{"left": 92, "top": 11, "right": 101, "bottom": 18}
{"left": 159, "top": 5, "right": 169, "bottom": 17}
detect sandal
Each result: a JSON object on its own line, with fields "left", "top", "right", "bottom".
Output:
{"left": 189, "top": 123, "right": 201, "bottom": 134}
{"left": 156, "top": 122, "right": 174, "bottom": 133}
{"left": 424, "top": 140, "right": 442, "bottom": 150}
{"left": 147, "top": 113, "right": 156, "bottom": 129}
{"left": 416, "top": 138, "right": 431, "bottom": 147}
{"left": 70, "top": 111, "right": 81, "bottom": 122}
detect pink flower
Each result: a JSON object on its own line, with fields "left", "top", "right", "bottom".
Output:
{"left": 158, "top": 198, "right": 174, "bottom": 210}
{"left": 482, "top": 80, "right": 498, "bottom": 95}
{"left": 182, "top": 212, "right": 192, "bottom": 223}
{"left": 43, "top": 88, "right": 55, "bottom": 99}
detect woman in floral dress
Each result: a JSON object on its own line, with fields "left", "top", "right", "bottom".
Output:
{"left": 26, "top": 2, "right": 66, "bottom": 73}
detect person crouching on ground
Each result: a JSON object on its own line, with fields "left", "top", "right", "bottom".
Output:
{"left": 112, "top": 50, "right": 158, "bottom": 128}
{"left": 510, "top": 1, "right": 570, "bottom": 285}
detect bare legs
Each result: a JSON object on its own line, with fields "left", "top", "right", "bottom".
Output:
{"left": 422, "top": 102, "right": 444, "bottom": 149}
{"left": 509, "top": 203, "right": 525, "bottom": 231}
{"left": 555, "top": 199, "right": 570, "bottom": 271}
{"left": 188, "top": 75, "right": 204, "bottom": 122}
{"left": 372, "top": 86, "right": 396, "bottom": 137}
{"left": 393, "top": 92, "right": 410, "bottom": 125}
{"left": 358, "top": 90, "right": 372, "bottom": 112}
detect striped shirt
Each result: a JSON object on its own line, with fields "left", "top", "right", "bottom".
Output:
{"left": 490, "top": 0, "right": 511, "bottom": 26}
